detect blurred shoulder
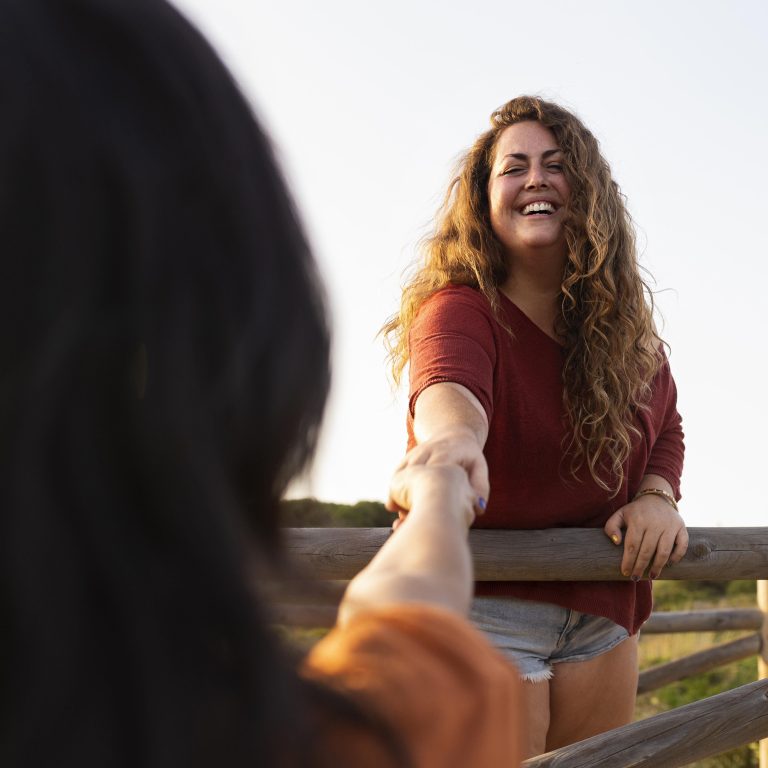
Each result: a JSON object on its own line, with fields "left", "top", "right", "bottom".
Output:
{"left": 303, "top": 604, "right": 523, "bottom": 767}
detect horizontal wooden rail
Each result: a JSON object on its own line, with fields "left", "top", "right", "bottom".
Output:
{"left": 638, "top": 633, "right": 762, "bottom": 694}
{"left": 275, "top": 606, "right": 768, "bottom": 638}
{"left": 523, "top": 678, "right": 768, "bottom": 767}
{"left": 642, "top": 608, "right": 765, "bottom": 634}
{"left": 273, "top": 607, "right": 768, "bottom": 636}
{"left": 285, "top": 526, "right": 768, "bottom": 581}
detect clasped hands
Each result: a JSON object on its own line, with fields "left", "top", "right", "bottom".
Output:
{"left": 386, "top": 430, "right": 489, "bottom": 531}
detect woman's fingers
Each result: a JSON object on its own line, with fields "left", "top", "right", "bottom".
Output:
{"left": 468, "top": 460, "right": 490, "bottom": 506}
{"left": 646, "top": 530, "right": 676, "bottom": 580}
{"left": 387, "top": 463, "right": 478, "bottom": 531}
{"left": 393, "top": 437, "right": 490, "bottom": 502}
{"left": 622, "top": 529, "right": 661, "bottom": 580}
{"left": 620, "top": 527, "right": 645, "bottom": 579}
{"left": 387, "top": 467, "right": 414, "bottom": 513}
{"left": 612, "top": 497, "right": 687, "bottom": 580}
{"left": 391, "top": 513, "right": 406, "bottom": 532}
{"left": 603, "top": 509, "right": 626, "bottom": 546}
{"left": 669, "top": 526, "right": 690, "bottom": 565}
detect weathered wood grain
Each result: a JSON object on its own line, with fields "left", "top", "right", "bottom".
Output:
{"left": 642, "top": 609, "right": 765, "bottom": 634}
{"left": 274, "top": 606, "right": 766, "bottom": 635}
{"left": 272, "top": 605, "right": 764, "bottom": 632}
{"left": 284, "top": 527, "right": 768, "bottom": 581}
{"left": 638, "top": 634, "right": 761, "bottom": 694}
{"left": 523, "top": 679, "right": 768, "bottom": 768}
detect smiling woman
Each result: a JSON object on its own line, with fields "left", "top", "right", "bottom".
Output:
{"left": 383, "top": 95, "right": 687, "bottom": 759}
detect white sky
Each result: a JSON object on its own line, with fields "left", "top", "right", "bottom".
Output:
{"left": 175, "top": 0, "right": 767, "bottom": 527}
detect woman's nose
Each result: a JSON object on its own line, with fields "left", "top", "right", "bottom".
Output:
{"left": 525, "top": 164, "right": 548, "bottom": 189}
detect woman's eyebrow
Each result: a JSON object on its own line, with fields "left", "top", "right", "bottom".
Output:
{"left": 501, "top": 148, "right": 563, "bottom": 161}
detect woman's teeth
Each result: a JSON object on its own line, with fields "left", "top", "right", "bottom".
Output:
{"left": 522, "top": 202, "right": 555, "bottom": 215}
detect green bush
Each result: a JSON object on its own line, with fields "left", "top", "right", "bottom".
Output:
{"left": 280, "top": 498, "right": 392, "bottom": 527}
{"left": 652, "top": 580, "right": 756, "bottom": 611}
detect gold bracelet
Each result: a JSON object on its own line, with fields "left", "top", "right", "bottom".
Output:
{"left": 633, "top": 487, "right": 678, "bottom": 512}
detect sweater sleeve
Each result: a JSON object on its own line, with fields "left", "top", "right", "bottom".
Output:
{"left": 301, "top": 604, "right": 524, "bottom": 768}
{"left": 408, "top": 286, "right": 497, "bottom": 423}
{"left": 644, "top": 361, "right": 685, "bottom": 500}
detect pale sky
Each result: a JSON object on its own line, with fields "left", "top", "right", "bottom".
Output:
{"left": 175, "top": 0, "right": 767, "bottom": 528}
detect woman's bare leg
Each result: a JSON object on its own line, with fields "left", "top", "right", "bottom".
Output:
{"left": 520, "top": 679, "right": 550, "bottom": 758}
{"left": 545, "top": 634, "right": 639, "bottom": 752}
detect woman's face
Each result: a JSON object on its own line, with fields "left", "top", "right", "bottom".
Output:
{"left": 487, "top": 121, "right": 571, "bottom": 264}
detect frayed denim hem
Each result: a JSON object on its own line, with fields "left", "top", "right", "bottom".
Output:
{"left": 519, "top": 667, "right": 554, "bottom": 683}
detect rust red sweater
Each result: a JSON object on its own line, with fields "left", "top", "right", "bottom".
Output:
{"left": 406, "top": 286, "right": 685, "bottom": 634}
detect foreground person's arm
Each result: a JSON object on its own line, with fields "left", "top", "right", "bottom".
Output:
{"left": 337, "top": 463, "right": 478, "bottom": 625}
{"left": 303, "top": 463, "right": 524, "bottom": 767}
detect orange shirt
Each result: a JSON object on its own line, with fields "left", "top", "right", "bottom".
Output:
{"left": 301, "top": 603, "right": 524, "bottom": 767}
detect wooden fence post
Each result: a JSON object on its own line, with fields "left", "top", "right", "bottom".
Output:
{"left": 759, "top": 580, "right": 768, "bottom": 768}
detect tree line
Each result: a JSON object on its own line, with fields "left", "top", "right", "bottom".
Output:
{"left": 280, "top": 498, "right": 392, "bottom": 527}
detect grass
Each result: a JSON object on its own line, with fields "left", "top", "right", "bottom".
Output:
{"left": 635, "top": 580, "right": 761, "bottom": 766}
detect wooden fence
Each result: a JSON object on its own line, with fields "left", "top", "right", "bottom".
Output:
{"left": 281, "top": 526, "right": 768, "bottom": 767}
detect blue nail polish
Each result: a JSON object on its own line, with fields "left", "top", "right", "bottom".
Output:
{"left": 477, "top": 497, "right": 487, "bottom": 511}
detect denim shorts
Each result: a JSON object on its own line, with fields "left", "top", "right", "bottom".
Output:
{"left": 470, "top": 597, "right": 630, "bottom": 682}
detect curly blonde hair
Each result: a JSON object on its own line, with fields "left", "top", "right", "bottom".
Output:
{"left": 383, "top": 95, "right": 662, "bottom": 495}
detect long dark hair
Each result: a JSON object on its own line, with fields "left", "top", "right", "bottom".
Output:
{"left": 0, "top": 0, "right": 334, "bottom": 765}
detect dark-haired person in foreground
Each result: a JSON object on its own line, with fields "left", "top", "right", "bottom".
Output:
{"left": 0, "top": 0, "right": 522, "bottom": 766}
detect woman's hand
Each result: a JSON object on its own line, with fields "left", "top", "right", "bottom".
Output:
{"left": 388, "top": 463, "right": 478, "bottom": 530}
{"left": 604, "top": 494, "right": 688, "bottom": 580}
{"left": 389, "top": 429, "right": 489, "bottom": 503}
{"left": 387, "top": 431, "right": 489, "bottom": 530}
{"left": 385, "top": 456, "right": 488, "bottom": 529}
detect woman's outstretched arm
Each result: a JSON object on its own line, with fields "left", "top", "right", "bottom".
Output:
{"left": 398, "top": 381, "right": 490, "bottom": 501}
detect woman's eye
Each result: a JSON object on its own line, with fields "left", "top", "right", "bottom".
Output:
{"left": 501, "top": 166, "right": 524, "bottom": 176}
{"left": 548, "top": 163, "right": 563, "bottom": 172}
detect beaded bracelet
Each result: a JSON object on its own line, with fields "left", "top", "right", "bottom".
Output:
{"left": 633, "top": 487, "right": 679, "bottom": 512}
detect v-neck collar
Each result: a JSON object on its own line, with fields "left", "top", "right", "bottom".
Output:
{"left": 497, "top": 290, "right": 564, "bottom": 348}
